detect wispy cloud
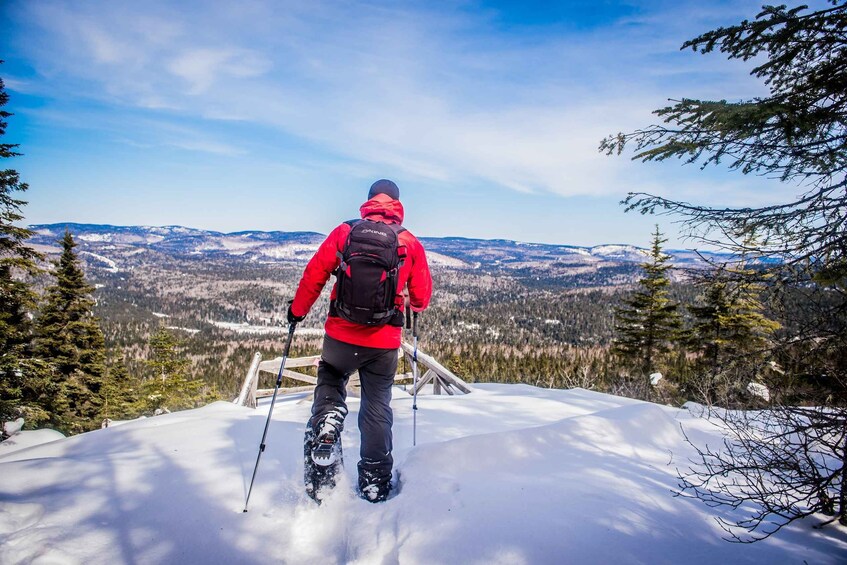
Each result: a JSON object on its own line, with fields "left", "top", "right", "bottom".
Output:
{"left": 167, "top": 47, "right": 272, "bottom": 96}
{"left": 4, "top": 0, "right": 799, "bottom": 203}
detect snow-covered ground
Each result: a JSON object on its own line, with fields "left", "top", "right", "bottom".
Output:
{"left": 0, "top": 427, "right": 65, "bottom": 454}
{"left": 1, "top": 385, "right": 844, "bottom": 564}
{"left": 257, "top": 243, "right": 321, "bottom": 260}
{"left": 207, "top": 320, "right": 325, "bottom": 337}
{"left": 166, "top": 326, "right": 201, "bottom": 335}
{"left": 80, "top": 251, "right": 120, "bottom": 273}
{"left": 208, "top": 320, "right": 288, "bottom": 335}
{"left": 426, "top": 251, "right": 470, "bottom": 268}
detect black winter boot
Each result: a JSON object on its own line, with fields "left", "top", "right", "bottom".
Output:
{"left": 358, "top": 460, "right": 392, "bottom": 503}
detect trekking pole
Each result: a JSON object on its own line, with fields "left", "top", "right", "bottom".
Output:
{"left": 243, "top": 322, "right": 296, "bottom": 513}
{"left": 411, "top": 311, "right": 419, "bottom": 447}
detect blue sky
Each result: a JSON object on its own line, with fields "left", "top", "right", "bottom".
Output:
{"left": 0, "top": 0, "right": 813, "bottom": 247}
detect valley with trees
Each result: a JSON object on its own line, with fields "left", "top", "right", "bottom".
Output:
{"left": 8, "top": 219, "right": 824, "bottom": 434}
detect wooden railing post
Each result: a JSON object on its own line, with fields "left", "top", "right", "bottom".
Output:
{"left": 235, "top": 352, "right": 263, "bottom": 408}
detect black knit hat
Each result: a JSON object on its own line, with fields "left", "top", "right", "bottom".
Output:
{"left": 368, "top": 179, "right": 400, "bottom": 200}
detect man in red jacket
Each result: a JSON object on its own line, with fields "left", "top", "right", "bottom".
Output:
{"left": 288, "top": 179, "right": 432, "bottom": 502}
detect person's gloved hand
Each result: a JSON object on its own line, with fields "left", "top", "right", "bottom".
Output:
{"left": 287, "top": 301, "right": 306, "bottom": 324}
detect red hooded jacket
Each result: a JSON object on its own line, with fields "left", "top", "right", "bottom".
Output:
{"left": 290, "top": 194, "right": 432, "bottom": 349}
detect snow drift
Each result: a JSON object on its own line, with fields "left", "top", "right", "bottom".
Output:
{"left": 1, "top": 385, "right": 844, "bottom": 564}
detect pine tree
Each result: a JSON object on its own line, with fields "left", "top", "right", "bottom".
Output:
{"left": 688, "top": 273, "right": 732, "bottom": 378}
{"left": 139, "top": 326, "right": 207, "bottom": 414}
{"left": 613, "top": 226, "right": 683, "bottom": 375}
{"left": 0, "top": 63, "right": 44, "bottom": 437}
{"left": 35, "top": 231, "right": 107, "bottom": 434}
{"left": 689, "top": 264, "right": 781, "bottom": 378}
{"left": 100, "top": 357, "right": 140, "bottom": 422}
{"left": 687, "top": 258, "right": 781, "bottom": 404}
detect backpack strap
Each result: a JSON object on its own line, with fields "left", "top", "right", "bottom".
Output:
{"left": 386, "top": 222, "right": 408, "bottom": 266}
{"left": 336, "top": 219, "right": 362, "bottom": 267}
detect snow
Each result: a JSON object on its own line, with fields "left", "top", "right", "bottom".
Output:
{"left": 166, "top": 326, "right": 200, "bottom": 334}
{"left": 258, "top": 244, "right": 321, "bottom": 260}
{"left": 207, "top": 320, "right": 325, "bottom": 337}
{"left": 219, "top": 238, "right": 263, "bottom": 252}
{"left": 78, "top": 233, "right": 114, "bottom": 243}
{"left": 208, "top": 320, "right": 288, "bottom": 335}
{"left": 0, "top": 429, "right": 65, "bottom": 455}
{"left": 426, "top": 251, "right": 469, "bottom": 268}
{"left": 3, "top": 418, "right": 24, "bottom": 436}
{"left": 81, "top": 251, "right": 120, "bottom": 273}
{"left": 0, "top": 385, "right": 844, "bottom": 564}
{"left": 194, "top": 237, "right": 275, "bottom": 255}
{"left": 590, "top": 245, "right": 649, "bottom": 260}
{"left": 746, "top": 382, "right": 771, "bottom": 401}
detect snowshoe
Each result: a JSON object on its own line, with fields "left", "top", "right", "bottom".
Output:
{"left": 312, "top": 428, "right": 341, "bottom": 467}
{"left": 304, "top": 423, "right": 343, "bottom": 504}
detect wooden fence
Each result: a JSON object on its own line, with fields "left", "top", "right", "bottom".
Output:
{"left": 233, "top": 342, "right": 472, "bottom": 408}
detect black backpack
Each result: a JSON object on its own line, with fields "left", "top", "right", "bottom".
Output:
{"left": 332, "top": 219, "right": 407, "bottom": 326}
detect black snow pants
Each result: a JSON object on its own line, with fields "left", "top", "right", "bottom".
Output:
{"left": 309, "top": 334, "right": 398, "bottom": 491}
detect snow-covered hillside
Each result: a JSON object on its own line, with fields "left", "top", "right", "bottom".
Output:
{"left": 1, "top": 385, "right": 844, "bottom": 564}
{"left": 28, "top": 223, "right": 736, "bottom": 270}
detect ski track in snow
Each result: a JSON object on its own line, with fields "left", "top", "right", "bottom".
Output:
{"left": 1, "top": 384, "right": 845, "bottom": 564}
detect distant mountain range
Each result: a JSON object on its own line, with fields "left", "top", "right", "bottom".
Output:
{"left": 27, "top": 222, "right": 732, "bottom": 271}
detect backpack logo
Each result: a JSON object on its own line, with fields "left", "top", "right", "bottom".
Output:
{"left": 359, "top": 228, "right": 389, "bottom": 238}
{"left": 333, "top": 220, "right": 407, "bottom": 326}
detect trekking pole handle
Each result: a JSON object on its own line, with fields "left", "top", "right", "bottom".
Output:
{"left": 405, "top": 305, "right": 412, "bottom": 330}
{"left": 275, "top": 323, "right": 297, "bottom": 387}
{"left": 412, "top": 311, "right": 418, "bottom": 339}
